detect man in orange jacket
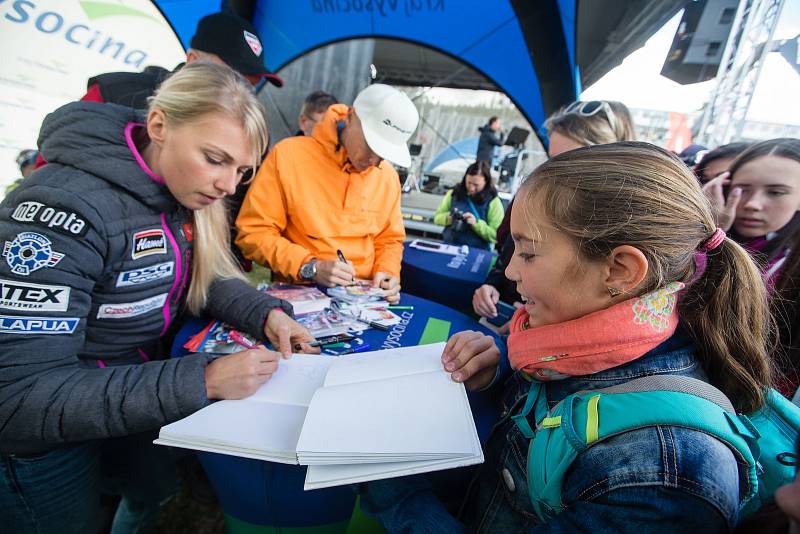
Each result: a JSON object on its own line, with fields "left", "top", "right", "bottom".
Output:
{"left": 236, "top": 84, "right": 419, "bottom": 304}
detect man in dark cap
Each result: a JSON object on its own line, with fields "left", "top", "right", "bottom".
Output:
{"left": 34, "top": 12, "right": 282, "bottom": 170}
{"left": 81, "top": 11, "right": 282, "bottom": 108}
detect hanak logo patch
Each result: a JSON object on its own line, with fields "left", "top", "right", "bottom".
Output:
{"left": 243, "top": 30, "right": 262, "bottom": 56}
{"left": 131, "top": 229, "right": 166, "bottom": 260}
{"left": 0, "top": 278, "right": 70, "bottom": 311}
{"left": 0, "top": 314, "right": 78, "bottom": 335}
{"left": 11, "top": 201, "right": 88, "bottom": 237}
{"left": 116, "top": 261, "right": 174, "bottom": 287}
{"left": 3, "top": 232, "right": 64, "bottom": 276}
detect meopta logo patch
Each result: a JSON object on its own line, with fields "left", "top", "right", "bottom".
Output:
{"left": 131, "top": 229, "right": 166, "bottom": 260}
{"left": 0, "top": 278, "right": 70, "bottom": 312}
{"left": 11, "top": 201, "right": 88, "bottom": 237}
{"left": 2, "top": 232, "right": 64, "bottom": 276}
{"left": 0, "top": 314, "right": 78, "bottom": 335}
{"left": 97, "top": 293, "right": 167, "bottom": 319}
{"left": 116, "top": 261, "right": 174, "bottom": 287}
{"left": 243, "top": 30, "right": 262, "bottom": 56}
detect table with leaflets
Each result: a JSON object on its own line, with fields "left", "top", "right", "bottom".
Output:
{"left": 401, "top": 241, "right": 497, "bottom": 312}
{"left": 171, "top": 291, "right": 502, "bottom": 534}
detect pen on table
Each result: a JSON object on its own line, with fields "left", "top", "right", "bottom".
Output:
{"left": 338, "top": 343, "right": 372, "bottom": 355}
{"left": 356, "top": 316, "right": 390, "bottom": 331}
{"left": 386, "top": 306, "right": 414, "bottom": 310}
{"left": 294, "top": 333, "right": 355, "bottom": 351}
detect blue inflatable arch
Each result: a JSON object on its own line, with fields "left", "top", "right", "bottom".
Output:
{"left": 154, "top": 0, "right": 580, "bottom": 144}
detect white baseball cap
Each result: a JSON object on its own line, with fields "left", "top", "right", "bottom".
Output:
{"left": 353, "top": 84, "right": 419, "bottom": 168}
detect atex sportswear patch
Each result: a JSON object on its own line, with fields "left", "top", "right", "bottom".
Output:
{"left": 131, "top": 229, "right": 166, "bottom": 260}
{"left": 0, "top": 278, "right": 70, "bottom": 311}
{"left": 11, "top": 201, "right": 89, "bottom": 237}
{"left": 2, "top": 232, "right": 64, "bottom": 276}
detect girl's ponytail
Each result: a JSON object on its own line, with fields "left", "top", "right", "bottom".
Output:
{"left": 680, "top": 237, "right": 774, "bottom": 412}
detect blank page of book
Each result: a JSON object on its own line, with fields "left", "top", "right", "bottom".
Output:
{"left": 296, "top": 369, "right": 476, "bottom": 458}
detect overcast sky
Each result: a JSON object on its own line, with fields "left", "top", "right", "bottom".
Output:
{"left": 582, "top": 2, "right": 800, "bottom": 125}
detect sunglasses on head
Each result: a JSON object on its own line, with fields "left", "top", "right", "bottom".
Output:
{"left": 564, "top": 100, "right": 618, "bottom": 133}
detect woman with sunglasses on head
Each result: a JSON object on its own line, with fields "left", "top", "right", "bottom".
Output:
{"left": 474, "top": 100, "right": 636, "bottom": 330}
{"left": 434, "top": 160, "right": 504, "bottom": 250}
{"left": 703, "top": 138, "right": 800, "bottom": 399}
{"left": 0, "top": 61, "right": 316, "bottom": 534}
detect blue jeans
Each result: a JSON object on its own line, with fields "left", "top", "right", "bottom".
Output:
{"left": 0, "top": 432, "right": 176, "bottom": 534}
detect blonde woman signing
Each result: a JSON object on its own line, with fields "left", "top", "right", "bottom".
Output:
{"left": 0, "top": 62, "right": 316, "bottom": 534}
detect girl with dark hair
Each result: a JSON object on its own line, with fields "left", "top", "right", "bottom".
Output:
{"left": 704, "top": 138, "right": 800, "bottom": 398}
{"left": 695, "top": 142, "right": 751, "bottom": 183}
{"left": 433, "top": 160, "right": 504, "bottom": 249}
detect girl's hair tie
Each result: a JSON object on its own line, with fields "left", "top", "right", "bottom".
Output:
{"left": 699, "top": 228, "right": 726, "bottom": 252}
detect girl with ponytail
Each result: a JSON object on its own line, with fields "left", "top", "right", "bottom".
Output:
{"left": 703, "top": 138, "right": 800, "bottom": 398}
{"left": 363, "top": 142, "right": 774, "bottom": 532}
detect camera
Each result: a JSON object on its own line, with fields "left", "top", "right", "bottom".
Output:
{"left": 450, "top": 207, "right": 467, "bottom": 233}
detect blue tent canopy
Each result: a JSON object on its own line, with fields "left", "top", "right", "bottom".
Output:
{"left": 154, "top": 0, "right": 580, "bottom": 143}
{"left": 153, "top": 1, "right": 685, "bottom": 142}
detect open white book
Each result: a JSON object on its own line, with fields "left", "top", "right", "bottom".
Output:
{"left": 155, "top": 343, "right": 483, "bottom": 490}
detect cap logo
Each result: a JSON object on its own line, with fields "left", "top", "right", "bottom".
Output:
{"left": 382, "top": 118, "right": 412, "bottom": 135}
{"left": 243, "top": 30, "right": 262, "bottom": 57}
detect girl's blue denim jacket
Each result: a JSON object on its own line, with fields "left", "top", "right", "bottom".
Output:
{"left": 362, "top": 329, "right": 748, "bottom": 533}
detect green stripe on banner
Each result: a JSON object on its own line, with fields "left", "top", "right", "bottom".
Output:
{"left": 419, "top": 317, "right": 451, "bottom": 344}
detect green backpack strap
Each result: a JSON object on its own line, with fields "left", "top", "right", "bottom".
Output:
{"left": 524, "top": 375, "right": 760, "bottom": 522}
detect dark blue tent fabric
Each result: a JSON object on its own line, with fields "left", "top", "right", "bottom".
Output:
{"left": 153, "top": 0, "right": 579, "bottom": 138}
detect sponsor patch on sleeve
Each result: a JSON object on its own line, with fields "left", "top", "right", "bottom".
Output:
{"left": 0, "top": 278, "right": 70, "bottom": 311}
{"left": 11, "top": 201, "right": 89, "bottom": 237}
{"left": 131, "top": 229, "right": 167, "bottom": 260}
{"left": 0, "top": 314, "right": 79, "bottom": 334}
{"left": 2, "top": 232, "right": 64, "bottom": 276}
{"left": 97, "top": 293, "right": 168, "bottom": 319}
{"left": 116, "top": 261, "right": 174, "bottom": 287}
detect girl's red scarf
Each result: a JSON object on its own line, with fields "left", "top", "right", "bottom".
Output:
{"left": 507, "top": 282, "right": 683, "bottom": 380}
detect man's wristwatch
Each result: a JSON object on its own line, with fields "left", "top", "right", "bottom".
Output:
{"left": 299, "top": 259, "right": 318, "bottom": 281}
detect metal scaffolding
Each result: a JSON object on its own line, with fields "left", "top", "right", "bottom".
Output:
{"left": 696, "top": 0, "right": 786, "bottom": 146}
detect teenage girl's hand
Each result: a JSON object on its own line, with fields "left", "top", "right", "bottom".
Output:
{"left": 264, "top": 308, "right": 318, "bottom": 358}
{"left": 373, "top": 272, "right": 401, "bottom": 304}
{"left": 463, "top": 213, "right": 478, "bottom": 226}
{"left": 315, "top": 260, "right": 356, "bottom": 287}
{"left": 205, "top": 348, "right": 280, "bottom": 400}
{"left": 702, "top": 172, "right": 741, "bottom": 231}
{"left": 441, "top": 331, "right": 500, "bottom": 391}
{"left": 473, "top": 284, "right": 500, "bottom": 318}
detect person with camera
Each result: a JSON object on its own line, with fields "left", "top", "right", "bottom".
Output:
{"left": 433, "top": 161, "right": 504, "bottom": 250}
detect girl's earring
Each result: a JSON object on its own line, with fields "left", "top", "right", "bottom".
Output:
{"left": 607, "top": 286, "right": 622, "bottom": 298}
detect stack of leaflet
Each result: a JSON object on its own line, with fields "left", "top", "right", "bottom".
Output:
{"left": 155, "top": 343, "right": 483, "bottom": 490}
{"left": 260, "top": 283, "right": 331, "bottom": 315}
{"left": 327, "top": 280, "right": 386, "bottom": 304}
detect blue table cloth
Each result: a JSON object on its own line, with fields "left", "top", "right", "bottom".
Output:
{"left": 401, "top": 243, "right": 497, "bottom": 312}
